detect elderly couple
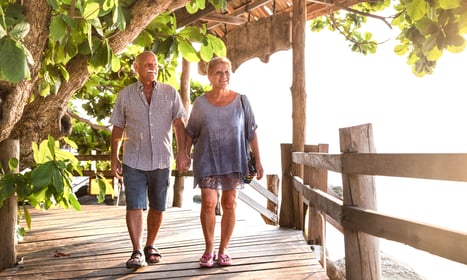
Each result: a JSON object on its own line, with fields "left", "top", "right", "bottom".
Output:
{"left": 110, "top": 51, "right": 263, "bottom": 269}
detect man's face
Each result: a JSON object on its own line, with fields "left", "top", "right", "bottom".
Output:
{"left": 135, "top": 53, "right": 158, "bottom": 83}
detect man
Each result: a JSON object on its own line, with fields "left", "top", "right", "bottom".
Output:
{"left": 110, "top": 51, "right": 189, "bottom": 269}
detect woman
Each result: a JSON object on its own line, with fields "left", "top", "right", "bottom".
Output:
{"left": 185, "top": 57, "right": 263, "bottom": 267}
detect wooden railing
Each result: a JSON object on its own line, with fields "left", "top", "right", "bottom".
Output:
{"left": 75, "top": 155, "right": 280, "bottom": 223}
{"left": 280, "top": 123, "right": 467, "bottom": 280}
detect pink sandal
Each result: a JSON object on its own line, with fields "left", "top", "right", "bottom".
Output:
{"left": 217, "top": 253, "right": 232, "bottom": 266}
{"left": 199, "top": 253, "right": 215, "bottom": 268}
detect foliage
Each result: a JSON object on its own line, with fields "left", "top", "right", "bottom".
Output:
{"left": 0, "top": 2, "right": 31, "bottom": 83}
{"left": 190, "top": 79, "right": 211, "bottom": 103}
{"left": 311, "top": 0, "right": 467, "bottom": 77}
{"left": 393, "top": 0, "right": 467, "bottom": 76}
{"left": 69, "top": 120, "right": 111, "bottom": 155}
{"left": 0, "top": 0, "right": 227, "bottom": 91}
{"left": 0, "top": 136, "right": 81, "bottom": 232}
{"left": 0, "top": 136, "right": 113, "bottom": 236}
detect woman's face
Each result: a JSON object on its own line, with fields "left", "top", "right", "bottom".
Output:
{"left": 208, "top": 62, "right": 231, "bottom": 89}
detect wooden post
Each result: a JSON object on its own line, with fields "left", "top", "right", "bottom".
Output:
{"left": 279, "top": 143, "right": 294, "bottom": 227}
{"left": 290, "top": 0, "right": 307, "bottom": 230}
{"left": 303, "top": 144, "right": 328, "bottom": 269}
{"left": 261, "top": 174, "right": 279, "bottom": 225}
{"left": 304, "top": 144, "right": 328, "bottom": 242}
{"left": 339, "top": 124, "right": 381, "bottom": 280}
{"left": 0, "top": 139, "right": 19, "bottom": 270}
{"left": 173, "top": 58, "right": 191, "bottom": 208}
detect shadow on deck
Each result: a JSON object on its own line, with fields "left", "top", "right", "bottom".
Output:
{"left": 0, "top": 201, "right": 328, "bottom": 279}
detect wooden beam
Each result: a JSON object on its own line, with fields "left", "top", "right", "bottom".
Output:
{"left": 292, "top": 152, "right": 342, "bottom": 173}
{"left": 342, "top": 153, "right": 467, "bottom": 182}
{"left": 342, "top": 206, "right": 467, "bottom": 265}
{"left": 292, "top": 176, "right": 343, "bottom": 223}
{"left": 201, "top": 13, "right": 248, "bottom": 25}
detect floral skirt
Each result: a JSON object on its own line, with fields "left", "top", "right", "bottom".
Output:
{"left": 198, "top": 172, "right": 244, "bottom": 190}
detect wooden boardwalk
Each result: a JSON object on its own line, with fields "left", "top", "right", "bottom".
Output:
{"left": 0, "top": 202, "right": 328, "bottom": 280}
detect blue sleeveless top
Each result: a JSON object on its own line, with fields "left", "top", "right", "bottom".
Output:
{"left": 186, "top": 94, "right": 257, "bottom": 188}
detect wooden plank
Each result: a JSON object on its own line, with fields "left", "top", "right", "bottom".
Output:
{"left": 292, "top": 152, "right": 342, "bottom": 173}
{"left": 342, "top": 205, "right": 467, "bottom": 265}
{"left": 238, "top": 191, "right": 278, "bottom": 224}
{"left": 293, "top": 152, "right": 467, "bottom": 182}
{"left": 292, "top": 176, "right": 343, "bottom": 223}
{"left": 248, "top": 180, "right": 278, "bottom": 205}
{"left": 342, "top": 153, "right": 467, "bottom": 182}
{"left": 1, "top": 205, "right": 327, "bottom": 279}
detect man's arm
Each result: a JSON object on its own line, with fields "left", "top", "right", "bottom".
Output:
{"left": 110, "top": 126, "right": 124, "bottom": 179}
{"left": 173, "top": 118, "right": 190, "bottom": 171}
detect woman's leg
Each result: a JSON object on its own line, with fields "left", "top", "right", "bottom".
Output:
{"left": 200, "top": 188, "right": 218, "bottom": 254}
{"left": 218, "top": 189, "right": 237, "bottom": 255}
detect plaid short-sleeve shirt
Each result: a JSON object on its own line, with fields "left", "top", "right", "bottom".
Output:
{"left": 110, "top": 81, "right": 186, "bottom": 171}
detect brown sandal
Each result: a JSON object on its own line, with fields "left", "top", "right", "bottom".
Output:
{"left": 144, "top": 245, "right": 162, "bottom": 264}
{"left": 126, "top": 250, "right": 147, "bottom": 269}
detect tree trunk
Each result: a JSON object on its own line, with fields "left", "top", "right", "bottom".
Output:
{"left": 172, "top": 58, "right": 191, "bottom": 208}
{"left": 290, "top": 0, "right": 307, "bottom": 230}
{"left": 0, "top": 139, "right": 20, "bottom": 270}
{"left": 3, "top": 0, "right": 192, "bottom": 167}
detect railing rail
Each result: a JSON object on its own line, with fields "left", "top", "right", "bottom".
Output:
{"left": 74, "top": 155, "right": 279, "bottom": 224}
{"left": 283, "top": 123, "right": 467, "bottom": 280}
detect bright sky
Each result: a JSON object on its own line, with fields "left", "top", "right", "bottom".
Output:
{"left": 229, "top": 23, "right": 467, "bottom": 173}
{"left": 217, "top": 21, "right": 467, "bottom": 279}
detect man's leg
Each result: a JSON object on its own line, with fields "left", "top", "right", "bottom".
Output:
{"left": 122, "top": 164, "right": 148, "bottom": 268}
{"left": 126, "top": 209, "right": 145, "bottom": 267}
{"left": 127, "top": 209, "right": 144, "bottom": 250}
{"left": 144, "top": 168, "right": 169, "bottom": 263}
{"left": 145, "top": 208, "right": 163, "bottom": 262}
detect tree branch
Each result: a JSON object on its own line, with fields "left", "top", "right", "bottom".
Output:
{"left": 67, "top": 110, "right": 111, "bottom": 133}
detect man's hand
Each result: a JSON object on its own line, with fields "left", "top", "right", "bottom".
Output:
{"left": 176, "top": 152, "right": 191, "bottom": 172}
{"left": 111, "top": 159, "right": 123, "bottom": 180}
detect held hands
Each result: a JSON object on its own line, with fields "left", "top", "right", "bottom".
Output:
{"left": 176, "top": 152, "right": 191, "bottom": 172}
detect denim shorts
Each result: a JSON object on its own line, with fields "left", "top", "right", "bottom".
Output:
{"left": 122, "top": 164, "right": 170, "bottom": 211}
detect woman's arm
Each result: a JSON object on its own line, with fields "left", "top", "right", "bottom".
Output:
{"left": 249, "top": 131, "right": 264, "bottom": 180}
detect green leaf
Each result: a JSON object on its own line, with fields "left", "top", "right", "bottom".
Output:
{"left": 30, "top": 162, "right": 54, "bottom": 189}
{"left": 62, "top": 137, "right": 78, "bottom": 150}
{"left": 199, "top": 43, "right": 214, "bottom": 62}
{"left": 459, "top": 12, "right": 467, "bottom": 34}
{"left": 425, "top": 45, "right": 442, "bottom": 60}
{"left": 438, "top": 0, "right": 460, "bottom": 10}
{"left": 422, "top": 34, "right": 438, "bottom": 53}
{"left": 68, "top": 192, "right": 81, "bottom": 211}
{"left": 57, "top": 64, "right": 69, "bottom": 81}
{"left": 406, "top": 0, "right": 427, "bottom": 21}
{"left": 82, "top": 2, "right": 100, "bottom": 20}
{"left": 0, "top": 24, "right": 7, "bottom": 39}
{"left": 103, "top": 0, "right": 114, "bottom": 11}
{"left": 0, "top": 37, "right": 27, "bottom": 83}
{"left": 113, "top": 6, "right": 128, "bottom": 31}
{"left": 0, "top": 175, "right": 17, "bottom": 208}
{"left": 50, "top": 16, "right": 67, "bottom": 41}
{"left": 9, "top": 22, "right": 30, "bottom": 40}
{"left": 23, "top": 204, "right": 31, "bottom": 230}
{"left": 51, "top": 167, "right": 64, "bottom": 194}
{"left": 416, "top": 17, "right": 439, "bottom": 36}
{"left": 111, "top": 52, "right": 121, "bottom": 72}
{"left": 207, "top": 34, "right": 226, "bottom": 57}
{"left": 178, "top": 40, "right": 200, "bottom": 62}
{"left": 8, "top": 157, "right": 19, "bottom": 171}
{"left": 47, "top": 136, "right": 56, "bottom": 159}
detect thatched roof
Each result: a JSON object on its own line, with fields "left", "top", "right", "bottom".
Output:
{"left": 174, "top": 0, "right": 366, "bottom": 71}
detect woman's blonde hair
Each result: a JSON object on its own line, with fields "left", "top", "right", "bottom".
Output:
{"left": 206, "top": 57, "right": 231, "bottom": 75}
